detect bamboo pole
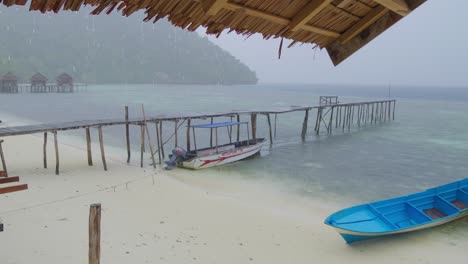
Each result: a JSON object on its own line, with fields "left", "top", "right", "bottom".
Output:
{"left": 301, "top": 109, "right": 309, "bottom": 140}
{"left": 125, "top": 106, "right": 130, "bottom": 163}
{"left": 140, "top": 125, "right": 144, "bottom": 168}
{"left": 43, "top": 132, "right": 48, "bottom": 169}
{"left": 54, "top": 131, "right": 59, "bottom": 175}
{"left": 89, "top": 203, "right": 101, "bottom": 264}
{"left": 86, "top": 128, "right": 93, "bottom": 166}
{"left": 98, "top": 127, "right": 107, "bottom": 171}
{"left": 0, "top": 140, "right": 7, "bottom": 177}
{"left": 159, "top": 121, "right": 165, "bottom": 159}
{"left": 142, "top": 105, "right": 156, "bottom": 169}
{"left": 186, "top": 119, "right": 191, "bottom": 152}
{"left": 267, "top": 114, "right": 273, "bottom": 144}
{"left": 155, "top": 122, "right": 162, "bottom": 164}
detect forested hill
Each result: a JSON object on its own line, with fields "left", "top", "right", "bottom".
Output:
{"left": 0, "top": 8, "right": 258, "bottom": 85}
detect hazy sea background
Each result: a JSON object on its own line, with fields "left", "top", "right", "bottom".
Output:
{"left": 1, "top": 84, "right": 468, "bottom": 241}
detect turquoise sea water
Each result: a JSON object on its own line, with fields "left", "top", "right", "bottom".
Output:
{"left": 1, "top": 84, "right": 468, "bottom": 239}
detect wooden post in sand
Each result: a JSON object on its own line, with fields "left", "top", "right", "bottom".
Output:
{"left": 125, "top": 106, "right": 131, "bottom": 163}
{"left": 43, "top": 132, "right": 48, "bottom": 169}
{"left": 140, "top": 125, "right": 145, "bottom": 168}
{"left": 186, "top": 119, "right": 191, "bottom": 152}
{"left": 53, "top": 131, "right": 59, "bottom": 175}
{"left": 174, "top": 119, "right": 178, "bottom": 148}
{"left": 155, "top": 122, "right": 162, "bottom": 164}
{"left": 98, "top": 127, "right": 107, "bottom": 171}
{"left": 0, "top": 140, "right": 7, "bottom": 177}
{"left": 301, "top": 109, "right": 309, "bottom": 140}
{"left": 141, "top": 105, "right": 156, "bottom": 169}
{"left": 89, "top": 203, "right": 101, "bottom": 264}
{"left": 159, "top": 121, "right": 165, "bottom": 159}
{"left": 250, "top": 113, "right": 257, "bottom": 140}
{"left": 86, "top": 128, "right": 93, "bottom": 166}
{"left": 266, "top": 114, "right": 273, "bottom": 145}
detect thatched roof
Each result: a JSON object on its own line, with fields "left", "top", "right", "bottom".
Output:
{"left": 2, "top": 72, "right": 18, "bottom": 81}
{"left": 56, "top": 73, "right": 73, "bottom": 82}
{"left": 2, "top": 0, "right": 426, "bottom": 65}
{"left": 30, "top": 72, "right": 48, "bottom": 82}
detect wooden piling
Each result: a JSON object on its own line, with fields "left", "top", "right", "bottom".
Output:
{"left": 98, "top": 127, "right": 107, "bottom": 171}
{"left": 186, "top": 119, "right": 191, "bottom": 152}
{"left": 328, "top": 107, "right": 334, "bottom": 134}
{"left": 301, "top": 109, "right": 309, "bottom": 140}
{"left": 155, "top": 122, "right": 162, "bottom": 164}
{"left": 236, "top": 114, "right": 240, "bottom": 142}
{"left": 43, "top": 132, "right": 48, "bottom": 169}
{"left": 210, "top": 117, "right": 213, "bottom": 148}
{"left": 251, "top": 114, "right": 257, "bottom": 140}
{"left": 267, "top": 114, "right": 273, "bottom": 144}
{"left": 393, "top": 101, "right": 396, "bottom": 120}
{"left": 86, "top": 128, "right": 93, "bottom": 166}
{"left": 140, "top": 125, "right": 144, "bottom": 168}
{"left": 54, "top": 131, "right": 59, "bottom": 175}
{"left": 89, "top": 203, "right": 101, "bottom": 264}
{"left": 125, "top": 106, "right": 130, "bottom": 163}
{"left": 159, "top": 121, "right": 165, "bottom": 158}
{"left": 174, "top": 119, "right": 178, "bottom": 148}
{"left": 0, "top": 140, "right": 7, "bottom": 177}
{"left": 142, "top": 105, "right": 156, "bottom": 169}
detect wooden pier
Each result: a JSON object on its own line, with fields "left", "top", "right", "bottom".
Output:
{"left": 0, "top": 98, "right": 395, "bottom": 174}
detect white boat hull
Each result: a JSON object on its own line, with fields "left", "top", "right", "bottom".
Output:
{"left": 182, "top": 140, "right": 264, "bottom": 169}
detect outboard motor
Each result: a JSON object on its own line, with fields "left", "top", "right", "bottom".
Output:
{"left": 165, "top": 147, "right": 190, "bottom": 170}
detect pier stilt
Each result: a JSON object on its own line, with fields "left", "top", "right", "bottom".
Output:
{"left": 159, "top": 121, "right": 165, "bottom": 158}
{"left": 54, "top": 131, "right": 59, "bottom": 175}
{"left": 155, "top": 122, "right": 162, "bottom": 164}
{"left": 210, "top": 117, "right": 213, "bottom": 148}
{"left": 43, "top": 132, "right": 48, "bottom": 169}
{"left": 186, "top": 119, "right": 191, "bottom": 152}
{"left": 142, "top": 105, "right": 156, "bottom": 169}
{"left": 267, "top": 114, "right": 273, "bottom": 145}
{"left": 140, "top": 125, "right": 145, "bottom": 168}
{"left": 236, "top": 114, "right": 240, "bottom": 142}
{"left": 0, "top": 140, "right": 7, "bottom": 177}
{"left": 174, "top": 119, "right": 178, "bottom": 148}
{"left": 98, "top": 126, "right": 107, "bottom": 171}
{"left": 251, "top": 114, "right": 257, "bottom": 140}
{"left": 86, "top": 128, "right": 93, "bottom": 166}
{"left": 125, "top": 106, "right": 130, "bottom": 163}
{"left": 301, "top": 109, "right": 309, "bottom": 140}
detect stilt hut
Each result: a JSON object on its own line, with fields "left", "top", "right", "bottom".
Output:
{"left": 56, "top": 73, "right": 73, "bottom": 93}
{"left": 0, "top": 72, "right": 19, "bottom": 93}
{"left": 30, "top": 72, "right": 48, "bottom": 93}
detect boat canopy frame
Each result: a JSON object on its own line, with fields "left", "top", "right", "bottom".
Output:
{"left": 188, "top": 121, "right": 250, "bottom": 153}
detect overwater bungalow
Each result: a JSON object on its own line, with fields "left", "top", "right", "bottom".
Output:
{"left": 56, "top": 73, "right": 73, "bottom": 93}
{"left": 30, "top": 72, "right": 48, "bottom": 93}
{"left": 0, "top": 72, "right": 19, "bottom": 93}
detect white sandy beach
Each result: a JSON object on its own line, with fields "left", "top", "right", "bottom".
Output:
{"left": 0, "top": 113, "right": 467, "bottom": 264}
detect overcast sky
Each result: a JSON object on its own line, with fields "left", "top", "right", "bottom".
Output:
{"left": 205, "top": 0, "right": 467, "bottom": 86}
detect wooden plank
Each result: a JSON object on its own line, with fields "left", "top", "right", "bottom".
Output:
{"left": 89, "top": 203, "right": 101, "bottom": 264}
{"left": 0, "top": 184, "right": 28, "bottom": 194}
{"left": 201, "top": 0, "right": 228, "bottom": 16}
{"left": 374, "top": 0, "right": 409, "bottom": 16}
{"left": 0, "top": 176, "right": 19, "bottom": 184}
{"left": 339, "top": 5, "right": 389, "bottom": 44}
{"left": 289, "top": 0, "right": 333, "bottom": 31}
{"left": 98, "top": 127, "right": 107, "bottom": 171}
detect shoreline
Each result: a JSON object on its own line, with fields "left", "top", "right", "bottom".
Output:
{"left": 0, "top": 111, "right": 467, "bottom": 263}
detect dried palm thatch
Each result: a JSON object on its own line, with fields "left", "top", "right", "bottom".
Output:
{"left": 1, "top": 0, "right": 426, "bottom": 65}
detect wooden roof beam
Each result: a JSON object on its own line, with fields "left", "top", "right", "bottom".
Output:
{"left": 289, "top": 0, "right": 334, "bottom": 32}
{"left": 339, "top": 5, "right": 388, "bottom": 44}
{"left": 373, "top": 0, "right": 410, "bottom": 16}
{"left": 224, "top": 2, "right": 340, "bottom": 38}
{"left": 201, "top": 0, "right": 228, "bottom": 16}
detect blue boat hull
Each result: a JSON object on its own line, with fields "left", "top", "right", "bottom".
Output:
{"left": 325, "top": 178, "right": 468, "bottom": 244}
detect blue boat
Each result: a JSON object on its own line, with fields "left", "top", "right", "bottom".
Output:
{"left": 325, "top": 178, "right": 468, "bottom": 243}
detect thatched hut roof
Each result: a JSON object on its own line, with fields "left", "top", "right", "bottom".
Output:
{"left": 2, "top": 72, "right": 18, "bottom": 81}
{"left": 56, "top": 73, "right": 73, "bottom": 83}
{"left": 2, "top": 0, "right": 426, "bottom": 65}
{"left": 30, "top": 72, "right": 48, "bottom": 82}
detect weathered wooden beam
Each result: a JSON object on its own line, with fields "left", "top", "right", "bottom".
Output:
{"left": 98, "top": 127, "right": 107, "bottom": 171}
{"left": 374, "top": 0, "right": 409, "bottom": 16}
{"left": 289, "top": 0, "right": 333, "bottom": 31}
{"left": 125, "top": 106, "right": 130, "bottom": 163}
{"left": 301, "top": 109, "right": 309, "bottom": 140}
{"left": 339, "top": 5, "right": 389, "bottom": 44}
{"left": 43, "top": 132, "right": 48, "bottom": 169}
{"left": 0, "top": 176, "right": 19, "bottom": 184}
{"left": 54, "top": 131, "right": 59, "bottom": 175}
{"left": 0, "top": 184, "right": 28, "bottom": 194}
{"left": 86, "top": 128, "right": 93, "bottom": 166}
{"left": 201, "top": 0, "right": 228, "bottom": 16}
{"left": 89, "top": 203, "right": 101, "bottom": 264}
